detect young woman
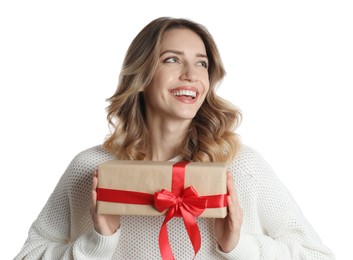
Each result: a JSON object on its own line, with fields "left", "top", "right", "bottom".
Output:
{"left": 15, "top": 17, "right": 334, "bottom": 259}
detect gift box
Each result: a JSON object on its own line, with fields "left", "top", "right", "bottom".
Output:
{"left": 96, "top": 160, "right": 228, "bottom": 218}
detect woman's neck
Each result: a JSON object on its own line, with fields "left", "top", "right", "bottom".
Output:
{"left": 144, "top": 119, "right": 190, "bottom": 161}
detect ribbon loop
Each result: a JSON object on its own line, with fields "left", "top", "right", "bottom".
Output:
{"left": 154, "top": 189, "right": 177, "bottom": 212}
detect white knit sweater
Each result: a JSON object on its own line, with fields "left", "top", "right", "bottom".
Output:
{"left": 15, "top": 145, "right": 334, "bottom": 259}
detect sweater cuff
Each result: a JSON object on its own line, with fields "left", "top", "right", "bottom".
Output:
{"left": 74, "top": 228, "right": 121, "bottom": 258}
{"left": 216, "top": 233, "right": 259, "bottom": 259}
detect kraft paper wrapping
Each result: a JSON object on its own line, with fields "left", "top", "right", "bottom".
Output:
{"left": 97, "top": 160, "right": 228, "bottom": 218}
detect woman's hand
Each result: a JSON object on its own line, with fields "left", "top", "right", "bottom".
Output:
{"left": 214, "top": 171, "right": 243, "bottom": 253}
{"left": 91, "top": 170, "right": 121, "bottom": 236}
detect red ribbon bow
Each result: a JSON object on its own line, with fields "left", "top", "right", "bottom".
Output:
{"left": 154, "top": 186, "right": 207, "bottom": 260}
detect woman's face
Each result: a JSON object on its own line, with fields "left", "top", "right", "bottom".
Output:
{"left": 143, "top": 28, "right": 210, "bottom": 123}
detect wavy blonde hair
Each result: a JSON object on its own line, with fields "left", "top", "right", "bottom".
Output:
{"left": 103, "top": 17, "right": 242, "bottom": 163}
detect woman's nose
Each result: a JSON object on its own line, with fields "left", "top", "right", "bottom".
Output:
{"left": 179, "top": 64, "right": 198, "bottom": 82}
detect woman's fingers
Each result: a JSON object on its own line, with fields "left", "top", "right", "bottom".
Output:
{"left": 91, "top": 169, "right": 121, "bottom": 236}
{"left": 226, "top": 171, "right": 243, "bottom": 227}
{"left": 91, "top": 170, "right": 98, "bottom": 209}
{"left": 227, "top": 171, "right": 238, "bottom": 203}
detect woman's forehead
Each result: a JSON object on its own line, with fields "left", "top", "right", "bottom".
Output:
{"left": 160, "top": 28, "right": 206, "bottom": 55}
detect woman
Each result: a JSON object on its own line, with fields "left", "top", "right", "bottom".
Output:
{"left": 15, "top": 17, "right": 334, "bottom": 259}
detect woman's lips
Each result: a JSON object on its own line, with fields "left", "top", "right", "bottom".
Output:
{"left": 170, "top": 87, "right": 199, "bottom": 104}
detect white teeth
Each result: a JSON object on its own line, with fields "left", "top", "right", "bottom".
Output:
{"left": 171, "top": 90, "right": 197, "bottom": 98}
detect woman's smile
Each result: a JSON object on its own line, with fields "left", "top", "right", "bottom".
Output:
{"left": 170, "top": 86, "right": 199, "bottom": 104}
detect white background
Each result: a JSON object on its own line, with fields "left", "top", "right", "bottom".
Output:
{"left": 1, "top": 0, "right": 352, "bottom": 259}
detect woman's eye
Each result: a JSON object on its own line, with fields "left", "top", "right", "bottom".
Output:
{"left": 164, "top": 57, "right": 178, "bottom": 63}
{"left": 198, "top": 61, "right": 209, "bottom": 69}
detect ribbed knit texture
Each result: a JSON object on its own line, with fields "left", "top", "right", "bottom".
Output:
{"left": 15, "top": 145, "right": 334, "bottom": 259}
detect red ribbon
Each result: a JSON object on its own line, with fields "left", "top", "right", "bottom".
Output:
{"left": 96, "top": 161, "right": 228, "bottom": 260}
{"left": 154, "top": 186, "right": 207, "bottom": 259}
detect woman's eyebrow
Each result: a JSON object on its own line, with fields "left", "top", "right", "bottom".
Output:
{"left": 196, "top": 53, "right": 208, "bottom": 59}
{"left": 160, "top": 50, "right": 184, "bottom": 56}
{"left": 160, "top": 50, "right": 208, "bottom": 59}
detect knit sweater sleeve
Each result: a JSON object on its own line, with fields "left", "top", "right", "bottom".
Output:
{"left": 216, "top": 145, "right": 335, "bottom": 260}
{"left": 14, "top": 146, "right": 119, "bottom": 260}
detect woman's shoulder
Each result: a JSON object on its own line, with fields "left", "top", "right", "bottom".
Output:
{"left": 229, "top": 144, "right": 275, "bottom": 179}
{"left": 64, "top": 145, "right": 115, "bottom": 176}
{"left": 73, "top": 145, "right": 115, "bottom": 163}
{"left": 232, "top": 144, "right": 267, "bottom": 165}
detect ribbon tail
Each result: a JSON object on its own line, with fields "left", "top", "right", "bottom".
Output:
{"left": 180, "top": 207, "right": 202, "bottom": 258}
{"left": 159, "top": 208, "right": 176, "bottom": 260}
